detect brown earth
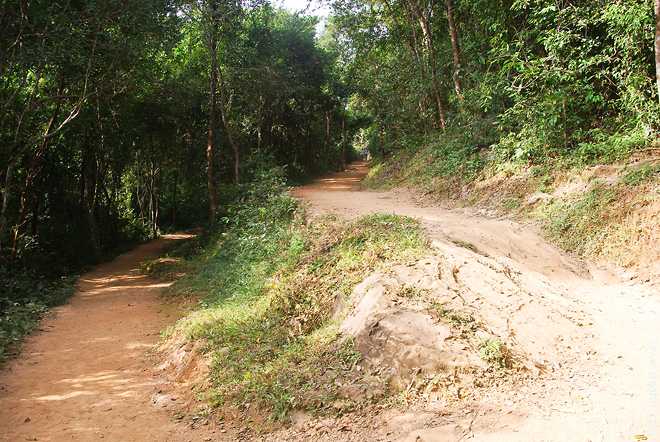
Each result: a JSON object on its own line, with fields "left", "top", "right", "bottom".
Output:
{"left": 0, "top": 235, "right": 218, "bottom": 442}
{"left": 1, "top": 163, "right": 659, "bottom": 442}
{"left": 284, "top": 162, "right": 660, "bottom": 441}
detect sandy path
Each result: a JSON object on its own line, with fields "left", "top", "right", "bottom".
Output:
{"left": 291, "top": 162, "right": 660, "bottom": 441}
{"left": 0, "top": 235, "right": 214, "bottom": 442}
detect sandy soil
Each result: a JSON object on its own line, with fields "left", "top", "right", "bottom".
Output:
{"left": 288, "top": 162, "right": 660, "bottom": 441}
{"left": 0, "top": 235, "right": 217, "bottom": 442}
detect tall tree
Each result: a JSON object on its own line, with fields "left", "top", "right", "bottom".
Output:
{"left": 446, "top": 0, "right": 463, "bottom": 102}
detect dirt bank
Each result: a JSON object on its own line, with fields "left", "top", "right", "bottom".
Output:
{"left": 287, "top": 161, "right": 660, "bottom": 441}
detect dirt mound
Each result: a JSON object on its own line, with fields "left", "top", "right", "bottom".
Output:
{"left": 339, "top": 270, "right": 486, "bottom": 393}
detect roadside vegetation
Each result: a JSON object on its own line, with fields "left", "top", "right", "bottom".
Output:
{"left": 361, "top": 138, "right": 660, "bottom": 272}
{"left": 158, "top": 171, "right": 431, "bottom": 430}
{"left": 0, "top": 270, "right": 74, "bottom": 360}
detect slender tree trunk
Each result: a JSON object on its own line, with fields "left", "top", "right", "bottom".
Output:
{"left": 307, "top": 104, "right": 315, "bottom": 172}
{"left": 655, "top": 0, "right": 660, "bottom": 103}
{"left": 207, "top": 54, "right": 218, "bottom": 215}
{"left": 0, "top": 160, "right": 16, "bottom": 246}
{"left": 342, "top": 103, "right": 346, "bottom": 170}
{"left": 405, "top": 0, "right": 446, "bottom": 130}
{"left": 172, "top": 171, "right": 178, "bottom": 229}
{"left": 379, "top": 115, "right": 384, "bottom": 157}
{"left": 325, "top": 110, "right": 331, "bottom": 158}
{"left": 446, "top": 0, "right": 463, "bottom": 102}
{"left": 402, "top": 1, "right": 435, "bottom": 133}
{"left": 218, "top": 65, "right": 240, "bottom": 185}
{"left": 10, "top": 82, "right": 65, "bottom": 262}
{"left": 257, "top": 94, "right": 263, "bottom": 151}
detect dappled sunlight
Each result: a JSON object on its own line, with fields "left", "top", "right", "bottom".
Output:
{"left": 0, "top": 233, "right": 197, "bottom": 440}
{"left": 79, "top": 274, "right": 145, "bottom": 285}
{"left": 162, "top": 233, "right": 196, "bottom": 240}
{"left": 35, "top": 390, "right": 94, "bottom": 402}
{"left": 78, "top": 281, "right": 174, "bottom": 298}
{"left": 125, "top": 342, "right": 154, "bottom": 350}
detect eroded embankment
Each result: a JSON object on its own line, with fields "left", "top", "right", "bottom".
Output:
{"left": 279, "top": 162, "right": 659, "bottom": 441}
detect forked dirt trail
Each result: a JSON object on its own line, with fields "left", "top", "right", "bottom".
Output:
{"left": 291, "top": 162, "right": 660, "bottom": 441}
{"left": 0, "top": 235, "right": 215, "bottom": 442}
{"left": 2, "top": 165, "right": 658, "bottom": 442}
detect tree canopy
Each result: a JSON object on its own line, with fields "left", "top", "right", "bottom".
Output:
{"left": 2, "top": 0, "right": 660, "bottom": 274}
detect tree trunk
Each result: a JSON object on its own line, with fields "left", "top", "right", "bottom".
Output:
{"left": 172, "top": 171, "right": 178, "bottom": 229}
{"left": 10, "top": 82, "right": 65, "bottom": 263}
{"left": 379, "top": 115, "right": 384, "bottom": 157}
{"left": 405, "top": 0, "right": 446, "bottom": 130}
{"left": 446, "top": 0, "right": 463, "bottom": 102}
{"left": 342, "top": 103, "right": 346, "bottom": 170}
{"left": 401, "top": 1, "right": 435, "bottom": 133}
{"left": 655, "top": 0, "right": 660, "bottom": 103}
{"left": 325, "top": 110, "right": 331, "bottom": 158}
{"left": 257, "top": 94, "right": 263, "bottom": 151}
{"left": 0, "top": 160, "right": 16, "bottom": 246}
{"left": 207, "top": 52, "right": 218, "bottom": 216}
{"left": 218, "top": 65, "right": 240, "bottom": 185}
{"left": 307, "top": 104, "right": 315, "bottom": 172}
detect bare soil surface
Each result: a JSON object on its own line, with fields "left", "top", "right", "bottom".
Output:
{"left": 286, "top": 162, "right": 660, "bottom": 441}
{"left": 0, "top": 235, "right": 217, "bottom": 442}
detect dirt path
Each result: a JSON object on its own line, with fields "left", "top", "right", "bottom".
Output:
{"left": 0, "top": 235, "right": 215, "bottom": 442}
{"left": 290, "top": 162, "right": 660, "bottom": 441}
{"left": 2, "top": 165, "right": 658, "bottom": 442}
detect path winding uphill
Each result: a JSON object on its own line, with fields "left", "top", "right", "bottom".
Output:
{"left": 291, "top": 162, "right": 660, "bottom": 441}
{"left": 0, "top": 235, "right": 214, "bottom": 442}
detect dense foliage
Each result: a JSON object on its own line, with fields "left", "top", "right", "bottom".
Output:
{"left": 327, "top": 0, "right": 660, "bottom": 172}
{"left": 0, "top": 1, "right": 354, "bottom": 275}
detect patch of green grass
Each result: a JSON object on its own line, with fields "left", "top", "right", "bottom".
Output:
{"left": 477, "top": 338, "right": 510, "bottom": 369}
{"left": 621, "top": 163, "right": 660, "bottom": 186}
{"left": 453, "top": 240, "right": 476, "bottom": 252}
{"left": 166, "top": 176, "right": 431, "bottom": 428}
{"left": 431, "top": 303, "right": 478, "bottom": 339}
{"left": 502, "top": 198, "right": 521, "bottom": 210}
{"left": 541, "top": 182, "right": 620, "bottom": 256}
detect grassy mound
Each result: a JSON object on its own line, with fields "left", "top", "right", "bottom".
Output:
{"left": 159, "top": 175, "right": 431, "bottom": 430}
